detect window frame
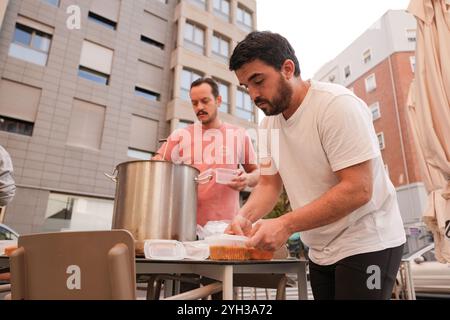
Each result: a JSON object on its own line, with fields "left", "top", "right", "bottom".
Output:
{"left": 236, "top": 88, "right": 255, "bottom": 122}
{"left": 377, "top": 132, "right": 385, "bottom": 150}
{"left": 180, "top": 68, "right": 203, "bottom": 101}
{"left": 10, "top": 23, "right": 52, "bottom": 66}
{"left": 135, "top": 86, "right": 161, "bottom": 101}
{"left": 370, "top": 102, "right": 381, "bottom": 121}
{"left": 183, "top": 21, "right": 205, "bottom": 55}
{"left": 78, "top": 66, "right": 110, "bottom": 85}
{"left": 212, "top": 32, "right": 230, "bottom": 63}
{"left": 363, "top": 48, "right": 372, "bottom": 64}
{"left": 236, "top": 5, "right": 253, "bottom": 31}
{"left": 365, "top": 73, "right": 377, "bottom": 92}
{"left": 88, "top": 11, "right": 117, "bottom": 30}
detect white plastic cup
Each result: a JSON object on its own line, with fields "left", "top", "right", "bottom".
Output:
{"left": 215, "top": 168, "right": 239, "bottom": 184}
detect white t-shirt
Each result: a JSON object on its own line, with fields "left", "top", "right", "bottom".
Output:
{"left": 260, "top": 80, "right": 406, "bottom": 265}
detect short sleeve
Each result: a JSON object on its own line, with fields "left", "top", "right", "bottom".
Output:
{"left": 319, "top": 95, "right": 381, "bottom": 172}
{"left": 257, "top": 117, "right": 279, "bottom": 175}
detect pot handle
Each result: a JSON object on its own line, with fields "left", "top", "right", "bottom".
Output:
{"left": 194, "top": 170, "right": 213, "bottom": 184}
{"left": 104, "top": 168, "right": 118, "bottom": 183}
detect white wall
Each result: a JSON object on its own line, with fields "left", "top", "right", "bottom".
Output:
{"left": 313, "top": 10, "right": 416, "bottom": 86}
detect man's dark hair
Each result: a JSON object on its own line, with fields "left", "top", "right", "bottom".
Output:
{"left": 229, "top": 31, "right": 301, "bottom": 77}
{"left": 190, "top": 77, "right": 219, "bottom": 98}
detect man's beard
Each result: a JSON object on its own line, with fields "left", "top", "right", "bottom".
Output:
{"left": 255, "top": 77, "right": 293, "bottom": 116}
{"left": 198, "top": 108, "right": 217, "bottom": 125}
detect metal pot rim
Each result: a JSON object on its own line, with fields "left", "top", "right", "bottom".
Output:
{"left": 115, "top": 160, "right": 200, "bottom": 173}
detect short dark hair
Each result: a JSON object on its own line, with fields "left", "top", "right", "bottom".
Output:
{"left": 229, "top": 31, "right": 301, "bottom": 77}
{"left": 190, "top": 77, "right": 219, "bottom": 98}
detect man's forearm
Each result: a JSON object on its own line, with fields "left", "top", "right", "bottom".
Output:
{"left": 247, "top": 169, "right": 260, "bottom": 188}
{"left": 280, "top": 180, "right": 371, "bottom": 234}
{"left": 239, "top": 179, "right": 282, "bottom": 222}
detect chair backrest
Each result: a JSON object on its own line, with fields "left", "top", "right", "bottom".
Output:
{"left": 10, "top": 230, "right": 136, "bottom": 300}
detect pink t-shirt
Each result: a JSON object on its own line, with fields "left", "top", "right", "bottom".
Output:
{"left": 157, "top": 122, "right": 256, "bottom": 226}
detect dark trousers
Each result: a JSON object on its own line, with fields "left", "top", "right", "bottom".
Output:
{"left": 309, "top": 244, "right": 404, "bottom": 300}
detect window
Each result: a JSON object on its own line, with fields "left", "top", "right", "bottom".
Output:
{"left": 88, "top": 11, "right": 117, "bottom": 30}
{"left": 184, "top": 21, "right": 205, "bottom": 55}
{"left": 142, "top": 11, "right": 167, "bottom": 48}
{"left": 176, "top": 120, "right": 194, "bottom": 130}
{"left": 9, "top": 23, "right": 52, "bottom": 66}
{"left": 406, "top": 29, "right": 416, "bottom": 42}
{"left": 212, "top": 32, "right": 229, "bottom": 63}
{"left": 137, "top": 60, "right": 163, "bottom": 98}
{"left": 213, "top": 0, "right": 230, "bottom": 21}
{"left": 78, "top": 40, "right": 113, "bottom": 85}
{"left": 0, "top": 79, "right": 41, "bottom": 136}
{"left": 140, "top": 35, "right": 165, "bottom": 50}
{"left": 344, "top": 65, "right": 351, "bottom": 79}
{"left": 363, "top": 49, "right": 372, "bottom": 64}
{"left": 67, "top": 99, "right": 106, "bottom": 150}
{"left": 42, "top": 0, "right": 59, "bottom": 7}
{"left": 0, "top": 116, "right": 34, "bottom": 136}
{"left": 135, "top": 86, "right": 160, "bottom": 101}
{"left": 410, "top": 56, "right": 416, "bottom": 73}
{"left": 370, "top": 102, "right": 381, "bottom": 121}
{"left": 78, "top": 66, "right": 109, "bottom": 85}
{"left": 377, "top": 132, "right": 385, "bottom": 150}
{"left": 128, "top": 148, "right": 153, "bottom": 160}
{"left": 90, "top": 0, "right": 120, "bottom": 27}
{"left": 214, "top": 78, "right": 229, "bottom": 113}
{"left": 129, "top": 115, "right": 159, "bottom": 155}
{"left": 237, "top": 5, "right": 253, "bottom": 31}
{"left": 365, "top": 74, "right": 377, "bottom": 92}
{"left": 43, "top": 193, "right": 114, "bottom": 232}
{"left": 181, "top": 68, "right": 203, "bottom": 101}
{"left": 188, "top": 0, "right": 206, "bottom": 10}
{"left": 236, "top": 89, "right": 254, "bottom": 122}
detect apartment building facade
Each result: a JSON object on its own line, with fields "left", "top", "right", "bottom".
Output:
{"left": 0, "top": 0, "right": 257, "bottom": 233}
{"left": 313, "top": 10, "right": 428, "bottom": 226}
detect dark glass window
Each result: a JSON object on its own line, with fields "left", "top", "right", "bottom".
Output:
{"left": 78, "top": 66, "right": 109, "bottom": 85}
{"left": 42, "top": 0, "right": 60, "bottom": 7}
{"left": 13, "top": 24, "right": 33, "bottom": 46}
{"left": 135, "top": 87, "right": 160, "bottom": 101}
{"left": 0, "top": 116, "right": 34, "bottom": 136}
{"left": 140, "top": 35, "right": 165, "bottom": 50}
{"left": 88, "top": 12, "right": 117, "bottom": 30}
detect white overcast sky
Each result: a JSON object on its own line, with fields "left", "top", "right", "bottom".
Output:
{"left": 256, "top": 0, "right": 412, "bottom": 79}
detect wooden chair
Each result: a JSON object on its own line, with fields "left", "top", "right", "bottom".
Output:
{"left": 9, "top": 230, "right": 136, "bottom": 300}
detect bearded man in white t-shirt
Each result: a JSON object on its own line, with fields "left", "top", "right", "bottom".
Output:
{"left": 227, "top": 31, "right": 406, "bottom": 300}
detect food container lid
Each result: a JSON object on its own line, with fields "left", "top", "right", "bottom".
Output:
{"left": 144, "top": 240, "right": 186, "bottom": 260}
{"left": 204, "top": 234, "right": 249, "bottom": 247}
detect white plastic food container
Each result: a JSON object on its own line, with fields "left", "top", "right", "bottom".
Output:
{"left": 215, "top": 168, "right": 239, "bottom": 184}
{"left": 183, "top": 241, "right": 210, "bottom": 260}
{"left": 144, "top": 240, "right": 186, "bottom": 260}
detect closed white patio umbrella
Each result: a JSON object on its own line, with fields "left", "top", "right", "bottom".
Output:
{"left": 407, "top": 0, "right": 450, "bottom": 262}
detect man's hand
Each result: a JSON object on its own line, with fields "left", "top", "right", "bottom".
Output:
{"left": 246, "top": 217, "right": 292, "bottom": 251}
{"left": 225, "top": 215, "right": 253, "bottom": 236}
{"left": 227, "top": 169, "right": 251, "bottom": 191}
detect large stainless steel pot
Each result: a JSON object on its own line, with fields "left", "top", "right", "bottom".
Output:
{"left": 106, "top": 160, "right": 211, "bottom": 253}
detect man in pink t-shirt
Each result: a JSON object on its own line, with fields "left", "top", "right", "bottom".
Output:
{"left": 154, "top": 78, "right": 259, "bottom": 226}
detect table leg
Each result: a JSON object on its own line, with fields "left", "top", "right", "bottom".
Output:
{"left": 297, "top": 262, "right": 308, "bottom": 300}
{"left": 164, "top": 280, "right": 174, "bottom": 298}
{"left": 222, "top": 265, "right": 234, "bottom": 300}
